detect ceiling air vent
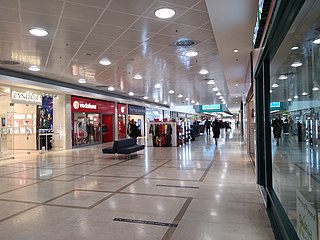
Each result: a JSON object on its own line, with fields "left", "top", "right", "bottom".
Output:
{"left": 175, "top": 39, "right": 195, "bottom": 47}
{"left": 0, "top": 60, "right": 20, "bottom": 65}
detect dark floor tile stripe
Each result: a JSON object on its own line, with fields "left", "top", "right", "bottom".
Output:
{"left": 113, "top": 218, "right": 178, "bottom": 227}
{"left": 156, "top": 184, "right": 199, "bottom": 189}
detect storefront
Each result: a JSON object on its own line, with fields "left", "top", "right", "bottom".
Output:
{"left": 145, "top": 108, "right": 163, "bottom": 122}
{"left": 0, "top": 86, "right": 66, "bottom": 160}
{"left": 128, "top": 105, "right": 145, "bottom": 137}
{"left": 71, "top": 96, "right": 115, "bottom": 147}
{"left": 117, "top": 103, "right": 127, "bottom": 140}
{"left": 253, "top": 0, "right": 320, "bottom": 239}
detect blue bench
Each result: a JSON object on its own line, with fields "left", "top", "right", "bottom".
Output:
{"left": 102, "top": 139, "right": 144, "bottom": 157}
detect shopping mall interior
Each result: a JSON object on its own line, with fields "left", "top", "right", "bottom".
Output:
{"left": 0, "top": 0, "right": 320, "bottom": 239}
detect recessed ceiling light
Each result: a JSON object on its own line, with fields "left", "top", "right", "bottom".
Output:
{"left": 196, "top": 102, "right": 200, "bottom": 105}
{"left": 154, "top": 8, "right": 175, "bottom": 19}
{"left": 99, "top": 58, "right": 111, "bottom": 65}
{"left": 78, "top": 78, "right": 86, "bottom": 84}
{"left": 28, "top": 27, "right": 48, "bottom": 37}
{"left": 291, "top": 61, "right": 303, "bottom": 67}
{"left": 170, "top": 103, "right": 174, "bottom": 106}
{"left": 155, "top": 83, "right": 161, "bottom": 88}
{"left": 169, "top": 90, "right": 175, "bottom": 94}
{"left": 313, "top": 38, "right": 320, "bottom": 44}
{"left": 212, "top": 87, "right": 219, "bottom": 92}
{"left": 207, "top": 80, "right": 215, "bottom": 85}
{"left": 233, "top": 49, "right": 239, "bottom": 53}
{"left": 312, "top": 87, "right": 319, "bottom": 91}
{"left": 191, "top": 100, "right": 195, "bottom": 104}
{"left": 129, "top": 92, "right": 134, "bottom": 96}
{"left": 272, "top": 83, "right": 279, "bottom": 88}
{"left": 219, "top": 96, "right": 224, "bottom": 99}
{"left": 291, "top": 46, "right": 299, "bottom": 50}
{"left": 185, "top": 97, "right": 190, "bottom": 101}
{"left": 143, "top": 96, "right": 149, "bottom": 100}
{"left": 178, "top": 94, "right": 183, "bottom": 98}
{"left": 270, "top": 90, "right": 273, "bottom": 93}
{"left": 107, "top": 86, "right": 115, "bottom": 91}
{"left": 302, "top": 92, "right": 308, "bottom": 96}
{"left": 164, "top": 101, "right": 167, "bottom": 104}
{"left": 294, "top": 95, "right": 299, "bottom": 99}
{"left": 216, "top": 92, "right": 222, "bottom": 96}
{"left": 278, "top": 75, "right": 288, "bottom": 80}
{"left": 134, "top": 74, "right": 143, "bottom": 80}
{"left": 288, "top": 98, "right": 292, "bottom": 101}
{"left": 185, "top": 51, "right": 198, "bottom": 57}
{"left": 28, "top": 65, "right": 40, "bottom": 71}
{"left": 199, "top": 69, "right": 208, "bottom": 75}
{"left": 155, "top": 99, "right": 159, "bottom": 103}
{"left": 235, "top": 83, "right": 239, "bottom": 86}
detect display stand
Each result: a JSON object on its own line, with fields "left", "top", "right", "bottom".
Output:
{"left": 38, "top": 129, "right": 53, "bottom": 152}
{"left": 147, "top": 122, "right": 177, "bottom": 147}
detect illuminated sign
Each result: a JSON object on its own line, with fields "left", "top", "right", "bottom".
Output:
{"left": 11, "top": 90, "right": 43, "bottom": 104}
{"left": 270, "top": 102, "right": 281, "bottom": 108}
{"left": 73, "top": 100, "right": 97, "bottom": 110}
{"left": 202, "top": 104, "right": 221, "bottom": 110}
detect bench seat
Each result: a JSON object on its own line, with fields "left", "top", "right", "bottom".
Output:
{"left": 117, "top": 145, "right": 145, "bottom": 154}
{"left": 102, "top": 138, "right": 144, "bottom": 156}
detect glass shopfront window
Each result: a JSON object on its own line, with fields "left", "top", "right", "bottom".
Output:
{"left": 270, "top": 1, "right": 320, "bottom": 238}
{"left": 73, "top": 113, "right": 101, "bottom": 146}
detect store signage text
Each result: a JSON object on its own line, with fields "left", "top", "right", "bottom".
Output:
{"left": 73, "top": 100, "right": 97, "bottom": 110}
{"left": 253, "top": 0, "right": 265, "bottom": 46}
{"left": 11, "top": 90, "right": 42, "bottom": 104}
{"left": 202, "top": 104, "right": 221, "bottom": 110}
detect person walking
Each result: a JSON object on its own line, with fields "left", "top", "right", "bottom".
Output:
{"left": 211, "top": 118, "right": 220, "bottom": 145}
{"left": 129, "top": 119, "right": 139, "bottom": 143}
{"left": 272, "top": 117, "right": 283, "bottom": 145}
{"left": 205, "top": 118, "right": 211, "bottom": 135}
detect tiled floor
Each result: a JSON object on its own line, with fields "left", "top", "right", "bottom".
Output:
{"left": 0, "top": 130, "right": 274, "bottom": 240}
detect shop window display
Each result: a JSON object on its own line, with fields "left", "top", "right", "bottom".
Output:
{"left": 73, "top": 113, "right": 101, "bottom": 146}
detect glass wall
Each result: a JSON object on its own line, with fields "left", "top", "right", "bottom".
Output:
{"left": 269, "top": 1, "right": 320, "bottom": 238}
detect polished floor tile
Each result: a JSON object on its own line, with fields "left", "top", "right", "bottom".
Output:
{"left": 0, "top": 130, "right": 274, "bottom": 239}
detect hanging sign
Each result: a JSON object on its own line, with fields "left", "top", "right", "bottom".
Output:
{"left": 11, "top": 88, "right": 43, "bottom": 104}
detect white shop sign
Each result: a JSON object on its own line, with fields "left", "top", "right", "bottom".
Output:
{"left": 11, "top": 89, "right": 43, "bottom": 104}
{"left": 296, "top": 190, "right": 317, "bottom": 240}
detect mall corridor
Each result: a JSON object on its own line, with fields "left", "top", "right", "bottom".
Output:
{"left": 0, "top": 130, "right": 274, "bottom": 240}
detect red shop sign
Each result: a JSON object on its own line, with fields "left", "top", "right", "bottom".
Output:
{"left": 117, "top": 103, "right": 127, "bottom": 114}
{"left": 71, "top": 96, "right": 115, "bottom": 114}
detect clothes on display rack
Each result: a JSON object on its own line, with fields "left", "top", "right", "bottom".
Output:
{"left": 149, "top": 123, "right": 173, "bottom": 147}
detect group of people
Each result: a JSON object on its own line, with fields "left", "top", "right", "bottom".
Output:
{"left": 204, "top": 118, "right": 231, "bottom": 145}
{"left": 127, "top": 119, "right": 139, "bottom": 142}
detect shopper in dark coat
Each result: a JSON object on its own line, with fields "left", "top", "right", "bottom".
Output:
{"left": 272, "top": 117, "right": 282, "bottom": 145}
{"left": 129, "top": 120, "right": 139, "bottom": 143}
{"left": 211, "top": 119, "right": 220, "bottom": 145}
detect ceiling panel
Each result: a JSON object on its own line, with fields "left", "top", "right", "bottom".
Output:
{"left": 21, "top": 0, "right": 63, "bottom": 16}
{"left": 99, "top": 10, "right": 139, "bottom": 28}
{"left": 108, "top": 0, "right": 157, "bottom": 15}
{"left": 63, "top": 2, "right": 104, "bottom": 23}
{"left": 174, "top": 9, "right": 210, "bottom": 27}
{"left": 91, "top": 23, "right": 125, "bottom": 38}
{"left": 130, "top": 17, "right": 168, "bottom": 34}
{"left": 0, "top": 7, "right": 19, "bottom": 23}
{"left": 59, "top": 18, "right": 94, "bottom": 33}
{"left": 21, "top": 12, "right": 60, "bottom": 29}
{"left": 66, "top": 0, "right": 111, "bottom": 9}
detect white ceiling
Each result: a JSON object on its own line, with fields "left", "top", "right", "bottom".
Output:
{"left": 0, "top": 0, "right": 258, "bottom": 113}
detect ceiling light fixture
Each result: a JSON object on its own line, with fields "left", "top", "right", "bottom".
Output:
{"left": 294, "top": 95, "right": 299, "bottom": 99}
{"left": 291, "top": 61, "right": 303, "bottom": 67}
{"left": 270, "top": 90, "right": 273, "bottom": 93}
{"left": 279, "top": 75, "right": 288, "bottom": 80}
{"left": 312, "top": 87, "right": 319, "bottom": 91}
{"left": 78, "top": 78, "right": 86, "bottom": 84}
{"left": 199, "top": 69, "right": 208, "bottom": 75}
{"left": 185, "top": 97, "right": 190, "bottom": 101}
{"left": 28, "top": 65, "right": 40, "bottom": 71}
{"left": 291, "top": 46, "right": 299, "bottom": 50}
{"left": 212, "top": 87, "right": 219, "bottom": 92}
{"left": 155, "top": 99, "right": 159, "bottom": 103}
{"left": 107, "top": 86, "right": 115, "bottom": 91}
{"left": 170, "top": 103, "right": 174, "bottom": 106}
{"left": 155, "top": 83, "right": 161, "bottom": 88}
{"left": 143, "top": 96, "right": 149, "bottom": 100}
{"left": 134, "top": 74, "right": 143, "bottom": 80}
{"left": 154, "top": 8, "right": 176, "bottom": 19}
{"left": 178, "top": 94, "right": 183, "bottom": 98}
{"left": 191, "top": 100, "right": 195, "bottom": 104}
{"left": 216, "top": 92, "right": 222, "bottom": 96}
{"left": 28, "top": 27, "right": 48, "bottom": 37}
{"left": 219, "top": 96, "right": 224, "bottom": 99}
{"left": 128, "top": 92, "right": 134, "bottom": 96}
{"left": 233, "top": 49, "right": 239, "bottom": 53}
{"left": 313, "top": 38, "right": 320, "bottom": 44}
{"left": 288, "top": 98, "right": 292, "bottom": 101}
{"left": 196, "top": 102, "right": 200, "bottom": 105}
{"left": 302, "top": 92, "right": 308, "bottom": 96}
{"left": 185, "top": 51, "right": 198, "bottom": 57}
{"left": 235, "top": 83, "right": 239, "bottom": 86}
{"left": 272, "top": 83, "right": 279, "bottom": 88}
{"left": 169, "top": 90, "right": 175, "bottom": 94}
{"left": 99, "top": 58, "right": 111, "bottom": 65}
{"left": 207, "top": 80, "right": 215, "bottom": 85}
{"left": 164, "top": 101, "right": 167, "bottom": 104}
